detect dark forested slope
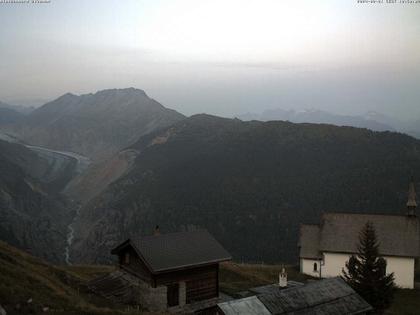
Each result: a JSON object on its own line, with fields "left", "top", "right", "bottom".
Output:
{"left": 0, "top": 140, "right": 72, "bottom": 262}
{"left": 72, "top": 114, "right": 420, "bottom": 263}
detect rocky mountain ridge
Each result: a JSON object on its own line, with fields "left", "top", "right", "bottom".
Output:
{"left": 10, "top": 88, "right": 185, "bottom": 159}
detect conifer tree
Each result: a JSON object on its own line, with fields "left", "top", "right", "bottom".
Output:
{"left": 342, "top": 221, "right": 395, "bottom": 314}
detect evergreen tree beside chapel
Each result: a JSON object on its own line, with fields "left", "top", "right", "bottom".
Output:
{"left": 342, "top": 221, "right": 395, "bottom": 314}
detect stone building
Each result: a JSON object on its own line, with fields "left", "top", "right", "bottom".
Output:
{"left": 109, "top": 229, "right": 231, "bottom": 312}
{"left": 299, "top": 180, "right": 420, "bottom": 289}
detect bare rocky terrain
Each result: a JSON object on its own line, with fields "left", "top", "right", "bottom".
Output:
{"left": 0, "top": 88, "right": 186, "bottom": 264}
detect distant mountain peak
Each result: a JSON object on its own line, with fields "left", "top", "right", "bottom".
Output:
{"left": 237, "top": 107, "right": 395, "bottom": 133}
{"left": 92, "top": 87, "right": 148, "bottom": 97}
{"left": 16, "top": 88, "right": 185, "bottom": 159}
{"left": 56, "top": 88, "right": 149, "bottom": 100}
{"left": 0, "top": 101, "right": 35, "bottom": 115}
{"left": 301, "top": 108, "right": 322, "bottom": 113}
{"left": 57, "top": 92, "right": 77, "bottom": 100}
{"left": 190, "top": 113, "right": 222, "bottom": 119}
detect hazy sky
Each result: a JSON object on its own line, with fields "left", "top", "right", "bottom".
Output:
{"left": 1, "top": 0, "right": 419, "bottom": 119}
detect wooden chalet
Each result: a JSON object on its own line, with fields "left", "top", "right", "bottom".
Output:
{"left": 110, "top": 229, "right": 232, "bottom": 312}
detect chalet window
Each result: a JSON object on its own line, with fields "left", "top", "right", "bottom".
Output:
{"left": 313, "top": 262, "right": 318, "bottom": 272}
{"left": 124, "top": 252, "right": 130, "bottom": 265}
{"left": 167, "top": 283, "right": 180, "bottom": 307}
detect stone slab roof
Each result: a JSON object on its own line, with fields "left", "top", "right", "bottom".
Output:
{"left": 257, "top": 277, "right": 372, "bottom": 315}
{"left": 218, "top": 278, "right": 372, "bottom": 315}
{"left": 248, "top": 282, "right": 304, "bottom": 296}
{"left": 218, "top": 296, "right": 272, "bottom": 315}
{"left": 298, "top": 224, "right": 321, "bottom": 259}
{"left": 300, "top": 212, "right": 420, "bottom": 258}
{"left": 319, "top": 213, "right": 420, "bottom": 257}
{"left": 88, "top": 271, "right": 140, "bottom": 305}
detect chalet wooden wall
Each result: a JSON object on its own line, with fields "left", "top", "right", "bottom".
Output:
{"left": 186, "top": 272, "right": 218, "bottom": 303}
{"left": 155, "top": 265, "right": 219, "bottom": 303}
{"left": 117, "top": 248, "right": 219, "bottom": 305}
{"left": 118, "top": 247, "right": 152, "bottom": 283}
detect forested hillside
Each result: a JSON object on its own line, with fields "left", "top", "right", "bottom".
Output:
{"left": 0, "top": 140, "right": 73, "bottom": 262}
{"left": 72, "top": 115, "right": 420, "bottom": 264}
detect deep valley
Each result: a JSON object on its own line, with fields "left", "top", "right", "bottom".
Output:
{"left": 2, "top": 89, "right": 420, "bottom": 267}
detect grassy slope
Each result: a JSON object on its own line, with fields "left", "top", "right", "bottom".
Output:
{"left": 1, "top": 240, "right": 418, "bottom": 314}
{"left": 386, "top": 290, "right": 420, "bottom": 315}
{"left": 0, "top": 241, "right": 160, "bottom": 315}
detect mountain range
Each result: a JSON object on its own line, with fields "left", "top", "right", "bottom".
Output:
{"left": 8, "top": 88, "right": 185, "bottom": 159}
{"left": 2, "top": 88, "right": 420, "bottom": 266}
{"left": 0, "top": 100, "right": 35, "bottom": 115}
{"left": 0, "top": 100, "right": 33, "bottom": 126}
{"left": 0, "top": 107, "right": 24, "bottom": 125}
{"left": 237, "top": 108, "right": 420, "bottom": 139}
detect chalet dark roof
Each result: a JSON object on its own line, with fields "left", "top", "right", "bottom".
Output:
{"left": 319, "top": 213, "right": 420, "bottom": 257}
{"left": 218, "top": 278, "right": 371, "bottom": 315}
{"left": 298, "top": 224, "right": 321, "bottom": 259}
{"left": 111, "top": 229, "right": 231, "bottom": 273}
{"left": 257, "top": 278, "right": 372, "bottom": 315}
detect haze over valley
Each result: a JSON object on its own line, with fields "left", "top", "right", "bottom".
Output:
{"left": 1, "top": 1, "right": 420, "bottom": 314}
{"left": 1, "top": 87, "right": 420, "bottom": 266}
